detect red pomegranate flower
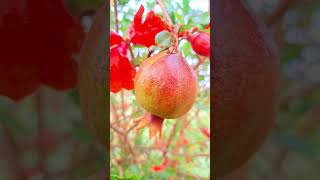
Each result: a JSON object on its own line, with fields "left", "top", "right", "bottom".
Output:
{"left": 0, "top": 0, "right": 84, "bottom": 101}
{"left": 200, "top": 127, "right": 210, "bottom": 139}
{"left": 110, "top": 31, "right": 128, "bottom": 55}
{"left": 110, "top": 31, "right": 136, "bottom": 93}
{"left": 129, "top": 5, "right": 170, "bottom": 48}
{"left": 151, "top": 157, "right": 168, "bottom": 172}
{"left": 187, "top": 32, "right": 210, "bottom": 58}
{"left": 205, "top": 23, "right": 210, "bottom": 29}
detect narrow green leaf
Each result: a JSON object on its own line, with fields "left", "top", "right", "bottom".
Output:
{"left": 183, "top": 0, "right": 189, "bottom": 14}
{"left": 179, "top": 24, "right": 194, "bottom": 34}
{"left": 170, "top": 11, "right": 176, "bottom": 24}
{"left": 174, "top": 12, "right": 184, "bottom": 24}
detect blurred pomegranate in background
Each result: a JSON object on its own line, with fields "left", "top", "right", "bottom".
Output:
{"left": 212, "top": 0, "right": 280, "bottom": 177}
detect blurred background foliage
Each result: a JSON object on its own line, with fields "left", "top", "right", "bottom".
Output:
{"left": 110, "top": 0, "right": 210, "bottom": 179}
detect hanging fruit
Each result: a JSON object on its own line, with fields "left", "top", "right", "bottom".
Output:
{"left": 134, "top": 50, "right": 198, "bottom": 138}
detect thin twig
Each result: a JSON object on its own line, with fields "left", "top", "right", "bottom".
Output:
{"left": 113, "top": 0, "right": 119, "bottom": 32}
{"left": 111, "top": 124, "right": 125, "bottom": 135}
{"left": 128, "top": 44, "right": 136, "bottom": 64}
{"left": 126, "top": 119, "right": 141, "bottom": 133}
{"left": 35, "top": 90, "right": 50, "bottom": 180}
{"left": 111, "top": 102, "right": 120, "bottom": 125}
{"left": 156, "top": 0, "right": 180, "bottom": 53}
{"left": 163, "top": 121, "right": 179, "bottom": 157}
{"left": 156, "top": 0, "right": 173, "bottom": 26}
{"left": 120, "top": 91, "right": 126, "bottom": 119}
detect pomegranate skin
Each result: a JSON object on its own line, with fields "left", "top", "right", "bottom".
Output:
{"left": 188, "top": 32, "right": 210, "bottom": 57}
{"left": 134, "top": 50, "right": 198, "bottom": 119}
{"left": 213, "top": 0, "right": 280, "bottom": 178}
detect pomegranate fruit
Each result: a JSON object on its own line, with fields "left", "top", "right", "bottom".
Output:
{"left": 134, "top": 50, "right": 198, "bottom": 138}
{"left": 213, "top": 0, "right": 280, "bottom": 178}
{"left": 188, "top": 32, "right": 210, "bottom": 58}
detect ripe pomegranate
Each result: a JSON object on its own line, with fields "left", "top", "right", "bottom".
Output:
{"left": 134, "top": 50, "right": 198, "bottom": 138}
{"left": 213, "top": 0, "right": 280, "bottom": 178}
{"left": 187, "top": 32, "right": 210, "bottom": 57}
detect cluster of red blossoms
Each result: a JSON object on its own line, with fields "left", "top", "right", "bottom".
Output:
{"left": 0, "top": 0, "right": 84, "bottom": 101}
{"left": 110, "top": 5, "right": 170, "bottom": 93}
{"left": 110, "top": 5, "right": 210, "bottom": 93}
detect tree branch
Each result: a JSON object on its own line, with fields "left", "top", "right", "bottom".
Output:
{"left": 35, "top": 90, "right": 50, "bottom": 180}
{"left": 113, "top": 0, "right": 119, "bottom": 32}
{"left": 156, "top": 0, "right": 173, "bottom": 26}
{"left": 162, "top": 121, "right": 179, "bottom": 157}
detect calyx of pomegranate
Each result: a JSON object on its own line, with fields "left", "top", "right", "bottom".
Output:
{"left": 134, "top": 50, "right": 198, "bottom": 138}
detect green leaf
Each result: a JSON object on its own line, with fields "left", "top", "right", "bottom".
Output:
{"left": 170, "top": 11, "right": 176, "bottom": 24}
{"left": 174, "top": 11, "right": 184, "bottom": 24}
{"left": 155, "top": 31, "right": 171, "bottom": 47}
{"left": 134, "top": 50, "right": 149, "bottom": 66}
{"left": 198, "top": 75, "right": 205, "bottom": 81}
{"left": 179, "top": 24, "right": 194, "bottom": 34}
{"left": 183, "top": 0, "right": 189, "bottom": 14}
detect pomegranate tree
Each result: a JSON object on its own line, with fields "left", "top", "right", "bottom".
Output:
{"left": 109, "top": 1, "right": 210, "bottom": 178}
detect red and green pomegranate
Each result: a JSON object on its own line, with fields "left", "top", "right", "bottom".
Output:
{"left": 134, "top": 50, "right": 198, "bottom": 138}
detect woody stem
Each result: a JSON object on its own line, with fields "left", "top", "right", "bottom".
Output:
{"left": 156, "top": 0, "right": 180, "bottom": 53}
{"left": 156, "top": 0, "right": 173, "bottom": 26}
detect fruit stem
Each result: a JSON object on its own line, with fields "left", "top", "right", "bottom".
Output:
{"left": 156, "top": 0, "right": 173, "bottom": 26}
{"left": 156, "top": 0, "right": 180, "bottom": 54}
{"left": 169, "top": 24, "right": 181, "bottom": 54}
